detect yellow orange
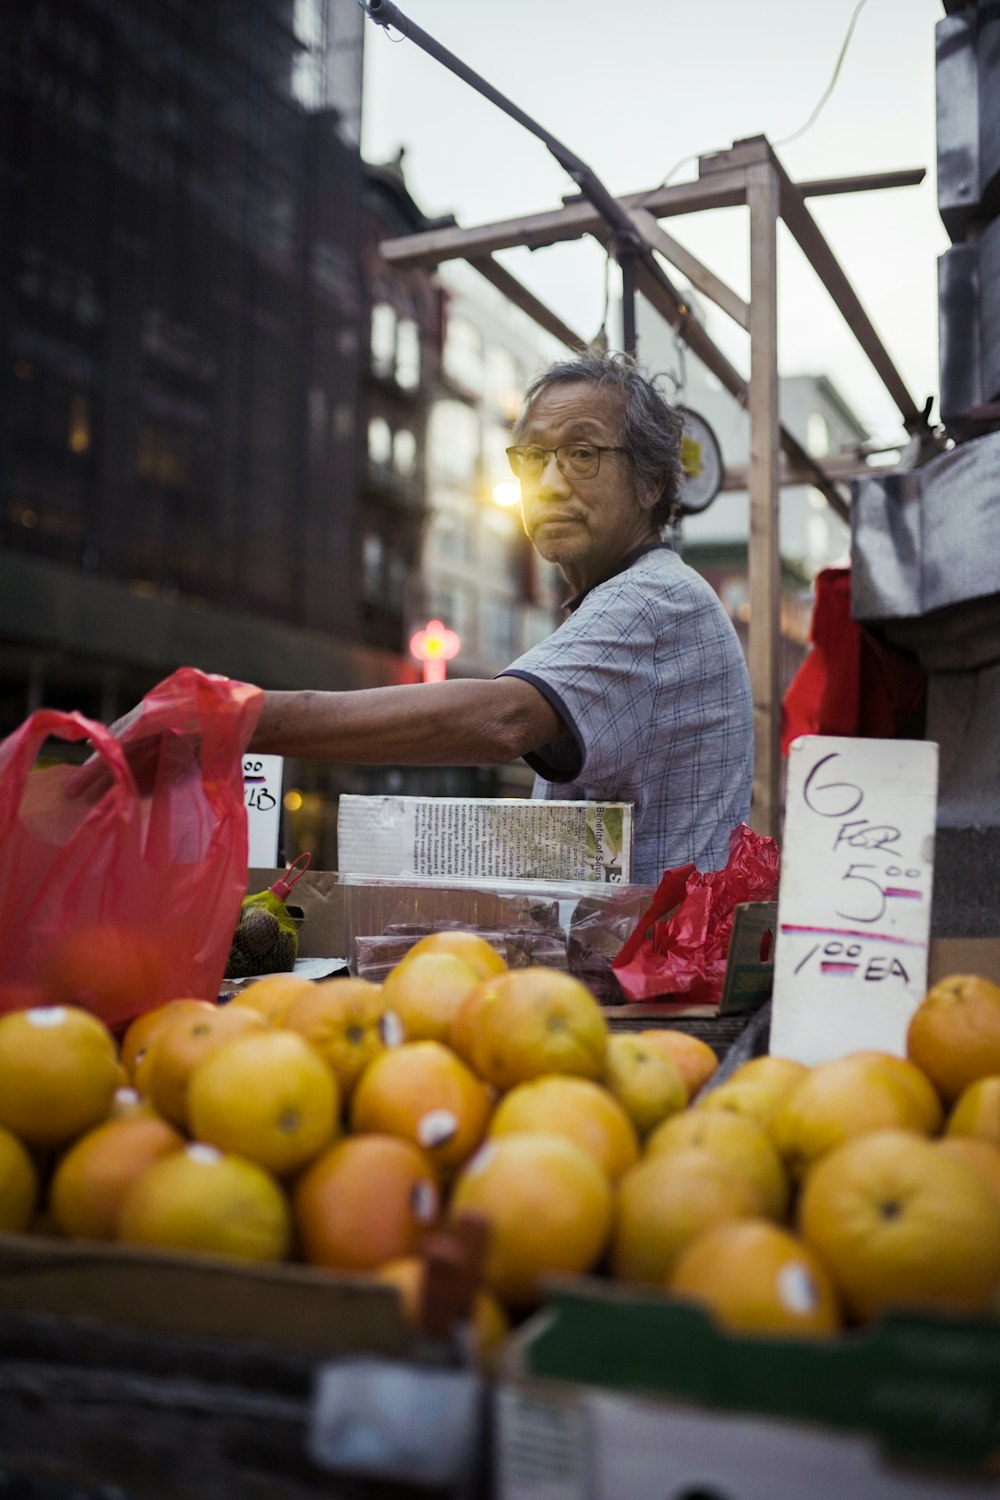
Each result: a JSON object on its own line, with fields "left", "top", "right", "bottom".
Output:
{"left": 646, "top": 1108, "right": 789, "bottom": 1221}
{"left": 0, "top": 1006, "right": 120, "bottom": 1147}
{"left": 187, "top": 1028, "right": 339, "bottom": 1176}
{"left": 770, "top": 1054, "right": 931, "bottom": 1181}
{"left": 399, "top": 930, "right": 507, "bottom": 981}
{"left": 850, "top": 1051, "right": 944, "bottom": 1134}
{"left": 601, "top": 1033, "right": 686, "bottom": 1137}
{"left": 937, "top": 1136, "right": 1000, "bottom": 1210}
{"left": 610, "top": 1147, "right": 763, "bottom": 1286}
{"left": 693, "top": 1077, "right": 787, "bottom": 1133}
{"left": 669, "top": 1219, "right": 841, "bottom": 1336}
{"left": 381, "top": 952, "right": 484, "bottom": 1045}
{"left": 117, "top": 1142, "right": 291, "bottom": 1262}
{"left": 49, "top": 1115, "right": 184, "bottom": 1239}
{"left": 375, "top": 1256, "right": 509, "bottom": 1368}
{"left": 907, "top": 973, "right": 1000, "bottom": 1103}
{"left": 488, "top": 1074, "right": 639, "bottom": 1182}
{"left": 727, "top": 1054, "right": 809, "bottom": 1099}
{"left": 945, "top": 1075, "right": 1000, "bottom": 1145}
{"left": 798, "top": 1128, "right": 1000, "bottom": 1321}
{"left": 145, "top": 1004, "right": 268, "bottom": 1129}
{"left": 449, "top": 1132, "right": 613, "bottom": 1308}
{"left": 293, "top": 1135, "right": 439, "bottom": 1271}
{"left": 284, "top": 978, "right": 386, "bottom": 1096}
{"left": 350, "top": 1041, "right": 492, "bottom": 1174}
{"left": 234, "top": 973, "right": 317, "bottom": 1026}
{"left": 456, "top": 968, "right": 607, "bottom": 1090}
{"left": 637, "top": 1029, "right": 718, "bottom": 1100}
{"left": 0, "top": 1125, "right": 39, "bottom": 1232}
{"left": 119, "top": 999, "right": 216, "bottom": 1082}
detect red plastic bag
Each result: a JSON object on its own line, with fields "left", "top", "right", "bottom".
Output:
{"left": 611, "top": 824, "right": 780, "bottom": 1006}
{"left": 0, "top": 668, "right": 263, "bottom": 1026}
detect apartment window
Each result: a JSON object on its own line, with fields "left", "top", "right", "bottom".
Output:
{"left": 396, "top": 318, "right": 420, "bottom": 390}
{"left": 806, "top": 411, "right": 829, "bottom": 458}
{"left": 427, "top": 399, "right": 479, "bottom": 483}
{"left": 362, "top": 532, "right": 384, "bottom": 600}
{"left": 367, "top": 416, "right": 392, "bottom": 467}
{"left": 393, "top": 427, "right": 416, "bottom": 476}
{"left": 371, "top": 302, "right": 396, "bottom": 378}
{"left": 443, "top": 316, "right": 482, "bottom": 393}
{"left": 482, "top": 598, "right": 517, "bottom": 662}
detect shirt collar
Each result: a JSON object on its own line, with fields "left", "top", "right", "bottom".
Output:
{"left": 563, "top": 540, "right": 673, "bottom": 613}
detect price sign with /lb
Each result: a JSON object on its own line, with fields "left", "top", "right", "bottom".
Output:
{"left": 770, "top": 736, "right": 939, "bottom": 1065}
{"left": 243, "top": 754, "right": 283, "bottom": 869}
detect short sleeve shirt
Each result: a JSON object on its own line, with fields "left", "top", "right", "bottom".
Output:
{"left": 499, "top": 544, "right": 754, "bottom": 886}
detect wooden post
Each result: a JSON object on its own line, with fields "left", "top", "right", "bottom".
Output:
{"left": 747, "top": 160, "right": 782, "bottom": 841}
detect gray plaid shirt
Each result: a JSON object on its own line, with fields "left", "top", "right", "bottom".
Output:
{"left": 500, "top": 544, "right": 754, "bottom": 885}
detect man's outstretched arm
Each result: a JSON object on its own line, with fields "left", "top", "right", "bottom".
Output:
{"left": 251, "top": 674, "right": 561, "bottom": 766}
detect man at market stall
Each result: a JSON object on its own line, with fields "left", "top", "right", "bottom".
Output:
{"left": 76, "top": 351, "right": 754, "bottom": 885}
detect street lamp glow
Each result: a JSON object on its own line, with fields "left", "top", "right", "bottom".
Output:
{"left": 492, "top": 481, "right": 520, "bottom": 508}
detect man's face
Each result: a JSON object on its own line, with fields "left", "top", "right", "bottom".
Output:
{"left": 516, "top": 381, "right": 657, "bottom": 595}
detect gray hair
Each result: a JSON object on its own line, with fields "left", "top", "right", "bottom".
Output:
{"left": 513, "top": 350, "right": 684, "bottom": 529}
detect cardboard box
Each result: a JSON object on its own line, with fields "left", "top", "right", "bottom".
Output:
{"left": 498, "top": 1280, "right": 1000, "bottom": 1491}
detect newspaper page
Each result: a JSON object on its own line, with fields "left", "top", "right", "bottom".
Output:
{"left": 337, "top": 796, "right": 633, "bottom": 883}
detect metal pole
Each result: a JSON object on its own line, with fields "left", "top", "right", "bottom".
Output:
{"left": 747, "top": 160, "right": 782, "bottom": 841}
{"left": 358, "top": 0, "right": 690, "bottom": 357}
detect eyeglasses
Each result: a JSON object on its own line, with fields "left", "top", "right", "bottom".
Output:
{"left": 505, "top": 443, "right": 627, "bottom": 482}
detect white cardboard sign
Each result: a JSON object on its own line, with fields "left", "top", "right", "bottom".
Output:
{"left": 242, "top": 754, "right": 283, "bottom": 869}
{"left": 770, "top": 736, "right": 938, "bottom": 1065}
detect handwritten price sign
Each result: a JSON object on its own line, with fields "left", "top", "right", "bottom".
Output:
{"left": 770, "top": 736, "right": 939, "bottom": 1064}
{"left": 243, "top": 754, "right": 283, "bottom": 868}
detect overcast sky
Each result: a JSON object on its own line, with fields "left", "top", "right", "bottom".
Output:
{"left": 360, "top": 0, "right": 948, "bottom": 446}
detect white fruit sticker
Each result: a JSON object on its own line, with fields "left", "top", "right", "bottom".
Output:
{"left": 410, "top": 1180, "right": 439, "bottom": 1224}
{"left": 27, "top": 1008, "right": 68, "bottom": 1028}
{"left": 380, "top": 1011, "right": 405, "bottom": 1048}
{"left": 463, "top": 1142, "right": 497, "bottom": 1178}
{"left": 417, "top": 1109, "right": 458, "bottom": 1150}
{"left": 777, "top": 1262, "right": 820, "bottom": 1315}
{"left": 187, "top": 1144, "right": 223, "bottom": 1166}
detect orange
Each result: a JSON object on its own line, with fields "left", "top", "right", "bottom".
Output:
{"left": 646, "top": 1108, "right": 789, "bottom": 1221}
{"left": 669, "top": 1219, "right": 841, "bottom": 1337}
{"left": 284, "top": 978, "right": 386, "bottom": 1096}
{"left": 381, "top": 952, "right": 484, "bottom": 1045}
{"left": 938, "top": 1136, "right": 1000, "bottom": 1211}
{"left": 375, "top": 1256, "right": 509, "bottom": 1368}
{"left": 41, "top": 923, "right": 170, "bottom": 1028}
{"left": 727, "top": 1054, "right": 809, "bottom": 1099}
{"left": 117, "top": 1142, "right": 291, "bottom": 1262}
{"left": 0, "top": 1125, "right": 39, "bottom": 1232}
{"left": 488, "top": 1075, "right": 639, "bottom": 1182}
{"left": 850, "top": 1050, "right": 944, "bottom": 1134}
{"left": 145, "top": 1003, "right": 268, "bottom": 1128}
{"left": 601, "top": 1034, "right": 686, "bottom": 1137}
{"left": 449, "top": 1132, "right": 613, "bottom": 1308}
{"left": 399, "top": 930, "right": 508, "bottom": 981}
{"left": 945, "top": 1075, "right": 1000, "bottom": 1145}
{"left": 350, "top": 1041, "right": 492, "bottom": 1174}
{"left": 457, "top": 968, "right": 607, "bottom": 1090}
{"left": 0, "top": 1005, "right": 120, "bottom": 1147}
{"left": 610, "top": 1147, "right": 764, "bottom": 1286}
{"left": 449, "top": 977, "right": 494, "bottom": 1069}
{"left": 769, "top": 1054, "right": 931, "bottom": 1181}
{"left": 119, "top": 998, "right": 215, "bottom": 1082}
{"left": 293, "top": 1135, "right": 439, "bottom": 1271}
{"left": 693, "top": 1077, "right": 787, "bottom": 1133}
{"left": 798, "top": 1128, "right": 1000, "bottom": 1321}
{"left": 49, "top": 1115, "right": 184, "bottom": 1239}
{"left": 187, "top": 1029, "right": 340, "bottom": 1176}
{"left": 907, "top": 973, "right": 1000, "bottom": 1103}
{"left": 234, "top": 973, "right": 317, "bottom": 1026}
{"left": 637, "top": 1029, "right": 718, "bottom": 1101}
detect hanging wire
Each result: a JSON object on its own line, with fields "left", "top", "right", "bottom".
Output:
{"left": 773, "top": 0, "right": 870, "bottom": 146}
{"left": 632, "top": 0, "right": 872, "bottom": 212}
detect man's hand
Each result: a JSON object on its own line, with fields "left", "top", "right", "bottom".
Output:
{"left": 64, "top": 706, "right": 179, "bottom": 799}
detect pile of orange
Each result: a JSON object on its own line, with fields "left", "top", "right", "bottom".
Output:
{"left": 1, "top": 933, "right": 999, "bottom": 1353}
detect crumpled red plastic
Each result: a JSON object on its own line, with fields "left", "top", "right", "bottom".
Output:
{"left": 611, "top": 824, "right": 780, "bottom": 1006}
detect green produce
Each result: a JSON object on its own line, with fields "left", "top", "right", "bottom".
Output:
{"left": 225, "top": 854, "right": 311, "bottom": 979}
